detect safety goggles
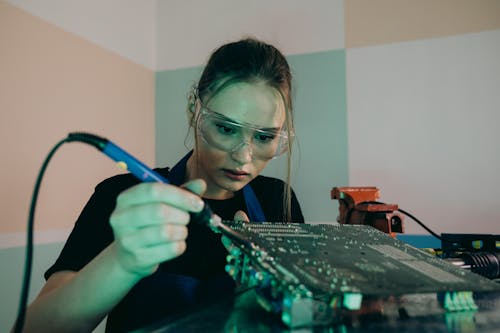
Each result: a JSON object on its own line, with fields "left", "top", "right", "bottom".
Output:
{"left": 196, "top": 107, "right": 292, "bottom": 160}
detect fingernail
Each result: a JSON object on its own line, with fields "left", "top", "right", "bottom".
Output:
{"left": 192, "top": 198, "right": 204, "bottom": 210}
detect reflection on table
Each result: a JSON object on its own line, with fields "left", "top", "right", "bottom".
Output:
{"left": 136, "top": 289, "right": 500, "bottom": 333}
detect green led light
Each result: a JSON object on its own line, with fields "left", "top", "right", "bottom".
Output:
{"left": 343, "top": 293, "right": 363, "bottom": 310}
{"left": 471, "top": 240, "right": 483, "bottom": 250}
{"left": 443, "top": 292, "right": 478, "bottom": 312}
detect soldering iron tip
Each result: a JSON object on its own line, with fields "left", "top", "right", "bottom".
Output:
{"left": 210, "top": 214, "right": 222, "bottom": 228}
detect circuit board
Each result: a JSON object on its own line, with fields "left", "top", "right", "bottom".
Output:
{"left": 221, "top": 222, "right": 500, "bottom": 327}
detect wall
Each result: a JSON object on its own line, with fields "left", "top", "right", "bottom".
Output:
{"left": 155, "top": 0, "right": 500, "bottom": 235}
{"left": 345, "top": 0, "right": 500, "bottom": 234}
{"left": 0, "top": 1, "right": 155, "bottom": 331}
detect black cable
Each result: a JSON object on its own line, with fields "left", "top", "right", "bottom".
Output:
{"left": 396, "top": 207, "right": 443, "bottom": 241}
{"left": 13, "top": 138, "right": 69, "bottom": 333}
{"left": 346, "top": 201, "right": 443, "bottom": 241}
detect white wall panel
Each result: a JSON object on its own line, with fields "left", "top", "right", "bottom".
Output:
{"left": 5, "top": 0, "right": 156, "bottom": 69}
{"left": 346, "top": 29, "right": 500, "bottom": 234}
{"left": 156, "top": 0, "right": 344, "bottom": 70}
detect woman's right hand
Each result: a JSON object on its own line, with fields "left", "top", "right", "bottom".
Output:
{"left": 109, "top": 179, "right": 206, "bottom": 278}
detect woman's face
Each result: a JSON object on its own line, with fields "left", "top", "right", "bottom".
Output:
{"left": 190, "top": 81, "right": 286, "bottom": 199}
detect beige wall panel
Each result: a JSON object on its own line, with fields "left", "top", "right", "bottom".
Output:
{"left": 0, "top": 2, "right": 155, "bottom": 234}
{"left": 5, "top": 0, "right": 156, "bottom": 69}
{"left": 346, "top": 0, "right": 500, "bottom": 48}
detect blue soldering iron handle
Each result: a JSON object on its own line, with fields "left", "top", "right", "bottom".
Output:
{"left": 103, "top": 141, "right": 170, "bottom": 183}
{"left": 101, "top": 139, "right": 217, "bottom": 227}
{"left": 67, "top": 132, "right": 217, "bottom": 226}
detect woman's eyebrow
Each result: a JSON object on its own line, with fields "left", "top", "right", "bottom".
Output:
{"left": 259, "top": 126, "right": 281, "bottom": 132}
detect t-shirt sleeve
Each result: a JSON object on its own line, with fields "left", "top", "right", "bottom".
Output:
{"left": 44, "top": 175, "right": 137, "bottom": 280}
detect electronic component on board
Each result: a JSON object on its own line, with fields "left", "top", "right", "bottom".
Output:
{"left": 223, "top": 221, "right": 500, "bottom": 328}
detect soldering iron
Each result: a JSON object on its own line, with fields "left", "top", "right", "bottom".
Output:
{"left": 66, "top": 132, "right": 221, "bottom": 228}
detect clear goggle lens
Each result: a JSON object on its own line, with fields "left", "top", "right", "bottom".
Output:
{"left": 197, "top": 109, "right": 291, "bottom": 159}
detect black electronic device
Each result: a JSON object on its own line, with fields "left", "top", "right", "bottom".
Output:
{"left": 441, "top": 233, "right": 500, "bottom": 254}
{"left": 222, "top": 221, "right": 500, "bottom": 328}
{"left": 441, "top": 233, "right": 500, "bottom": 280}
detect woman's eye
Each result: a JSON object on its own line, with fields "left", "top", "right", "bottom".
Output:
{"left": 256, "top": 133, "right": 276, "bottom": 143}
{"left": 216, "top": 123, "right": 236, "bottom": 135}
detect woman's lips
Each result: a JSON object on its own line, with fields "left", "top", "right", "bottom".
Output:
{"left": 223, "top": 169, "right": 249, "bottom": 181}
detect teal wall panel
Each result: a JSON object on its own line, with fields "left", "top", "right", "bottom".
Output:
{"left": 285, "top": 49, "right": 348, "bottom": 221}
{"left": 155, "top": 66, "right": 203, "bottom": 167}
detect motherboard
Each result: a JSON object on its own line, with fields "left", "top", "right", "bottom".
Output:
{"left": 221, "top": 222, "right": 500, "bottom": 328}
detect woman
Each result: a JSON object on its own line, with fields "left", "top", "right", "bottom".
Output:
{"left": 22, "top": 38, "right": 304, "bottom": 332}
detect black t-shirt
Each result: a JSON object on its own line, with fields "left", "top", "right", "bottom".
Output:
{"left": 45, "top": 167, "right": 304, "bottom": 332}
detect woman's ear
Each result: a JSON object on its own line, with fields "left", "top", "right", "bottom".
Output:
{"left": 186, "top": 92, "right": 197, "bottom": 125}
{"left": 188, "top": 92, "right": 196, "bottom": 113}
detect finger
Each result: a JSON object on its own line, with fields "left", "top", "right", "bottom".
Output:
{"left": 181, "top": 179, "right": 207, "bottom": 196}
{"left": 142, "top": 241, "right": 187, "bottom": 264}
{"left": 120, "top": 241, "right": 187, "bottom": 274}
{"left": 110, "top": 203, "right": 190, "bottom": 234}
{"left": 116, "top": 182, "right": 204, "bottom": 213}
{"left": 233, "top": 210, "right": 250, "bottom": 223}
{"left": 119, "top": 224, "right": 188, "bottom": 248}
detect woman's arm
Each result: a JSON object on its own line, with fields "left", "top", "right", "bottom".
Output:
{"left": 22, "top": 243, "right": 143, "bottom": 332}
{"left": 19, "top": 180, "right": 206, "bottom": 333}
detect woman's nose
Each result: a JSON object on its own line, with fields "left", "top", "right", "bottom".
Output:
{"left": 230, "top": 141, "right": 253, "bottom": 164}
